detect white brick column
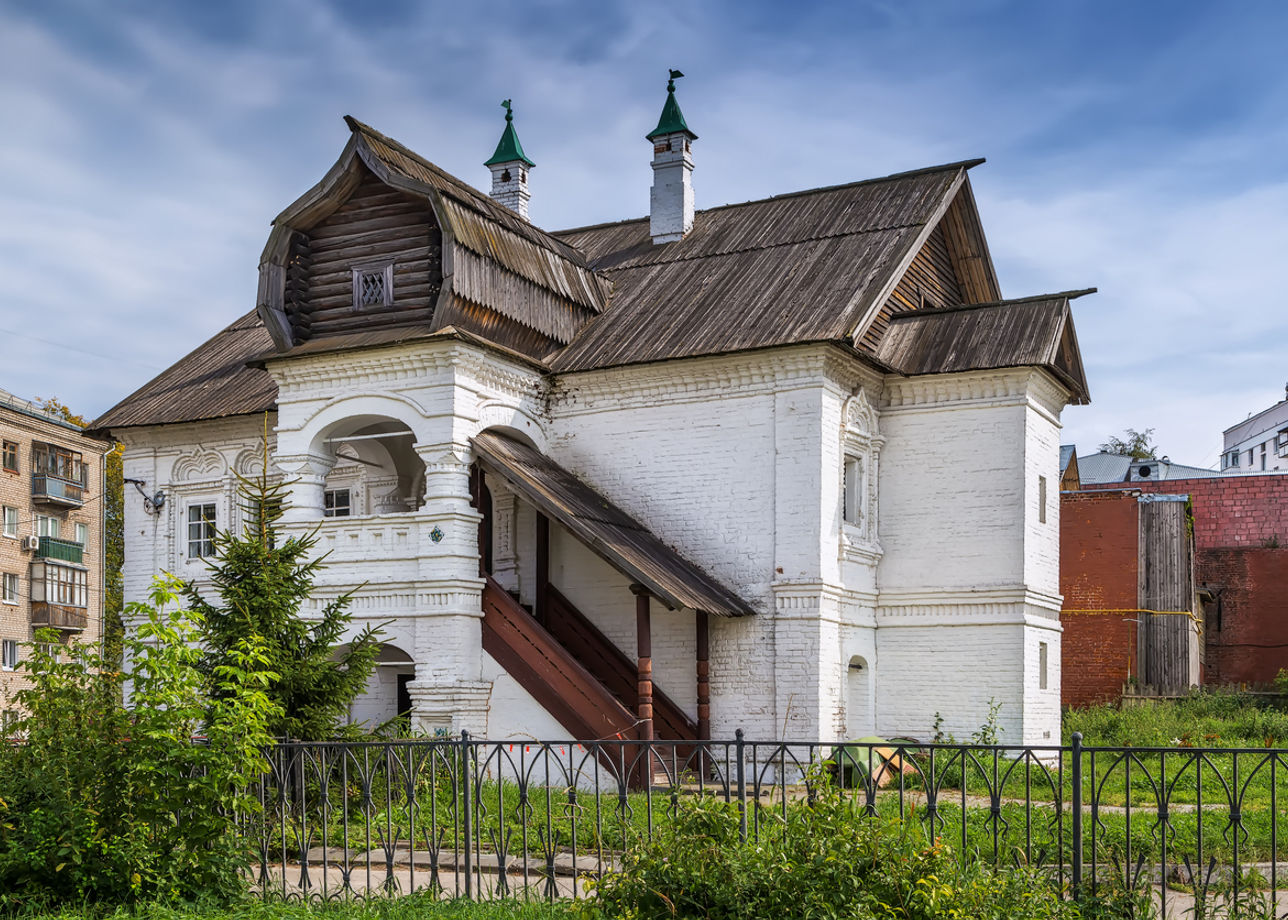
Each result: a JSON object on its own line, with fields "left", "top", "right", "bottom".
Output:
{"left": 275, "top": 451, "right": 332, "bottom": 523}
{"left": 404, "top": 440, "right": 490, "bottom": 735}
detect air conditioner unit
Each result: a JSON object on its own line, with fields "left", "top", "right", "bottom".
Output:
{"left": 21, "top": 535, "right": 40, "bottom": 552}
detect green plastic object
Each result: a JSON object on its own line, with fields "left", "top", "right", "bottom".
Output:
{"left": 485, "top": 99, "right": 535, "bottom": 167}
{"left": 647, "top": 70, "right": 697, "bottom": 141}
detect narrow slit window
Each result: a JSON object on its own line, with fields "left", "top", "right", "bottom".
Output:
{"left": 842, "top": 455, "right": 863, "bottom": 526}
{"left": 1038, "top": 475, "right": 1048, "bottom": 524}
{"left": 1039, "top": 641, "right": 1049, "bottom": 690}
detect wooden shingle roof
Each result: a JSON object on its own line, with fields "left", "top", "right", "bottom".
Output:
{"left": 874, "top": 291, "right": 1093, "bottom": 404}
{"left": 551, "top": 162, "right": 978, "bottom": 372}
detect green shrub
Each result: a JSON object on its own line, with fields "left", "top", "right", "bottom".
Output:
{"left": 0, "top": 576, "right": 279, "bottom": 907}
{"left": 579, "top": 779, "right": 1075, "bottom": 919}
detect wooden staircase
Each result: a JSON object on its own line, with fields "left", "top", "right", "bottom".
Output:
{"left": 479, "top": 577, "right": 699, "bottom": 786}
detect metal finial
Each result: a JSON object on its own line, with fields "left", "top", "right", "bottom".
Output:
{"left": 667, "top": 69, "right": 684, "bottom": 92}
{"left": 501, "top": 99, "right": 513, "bottom": 121}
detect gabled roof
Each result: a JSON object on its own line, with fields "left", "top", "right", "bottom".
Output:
{"left": 474, "top": 430, "right": 754, "bottom": 616}
{"left": 874, "top": 291, "right": 1093, "bottom": 404}
{"left": 551, "top": 160, "right": 983, "bottom": 372}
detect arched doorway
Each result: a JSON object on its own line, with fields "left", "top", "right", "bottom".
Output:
{"left": 346, "top": 643, "right": 416, "bottom": 730}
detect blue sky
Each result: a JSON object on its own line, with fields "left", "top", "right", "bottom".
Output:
{"left": 3, "top": 0, "right": 1287, "bottom": 465}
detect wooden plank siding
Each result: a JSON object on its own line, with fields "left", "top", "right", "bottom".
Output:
{"left": 1138, "top": 499, "right": 1200, "bottom": 691}
{"left": 859, "top": 223, "right": 963, "bottom": 351}
{"left": 299, "top": 170, "right": 442, "bottom": 339}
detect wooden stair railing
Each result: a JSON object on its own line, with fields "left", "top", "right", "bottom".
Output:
{"left": 481, "top": 576, "right": 639, "bottom": 745}
{"left": 544, "top": 584, "right": 699, "bottom": 743}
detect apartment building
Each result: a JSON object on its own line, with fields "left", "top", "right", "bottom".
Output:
{"left": 0, "top": 389, "right": 109, "bottom": 725}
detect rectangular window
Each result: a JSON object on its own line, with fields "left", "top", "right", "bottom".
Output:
{"left": 1261, "top": 442, "right": 1268, "bottom": 470}
{"left": 842, "top": 456, "right": 863, "bottom": 526}
{"left": 1038, "top": 475, "right": 1048, "bottom": 524}
{"left": 1228, "top": 451, "right": 1240, "bottom": 468}
{"left": 2, "top": 573, "right": 17, "bottom": 603}
{"left": 1039, "top": 642, "right": 1049, "bottom": 690}
{"left": 323, "top": 488, "right": 352, "bottom": 518}
{"left": 1, "top": 507, "right": 16, "bottom": 537}
{"left": 36, "top": 515, "right": 60, "bottom": 539}
{"left": 1, "top": 640, "right": 17, "bottom": 671}
{"left": 75, "top": 522, "right": 89, "bottom": 548}
{"left": 0, "top": 710, "right": 17, "bottom": 733}
{"left": 31, "top": 562, "right": 87, "bottom": 608}
{"left": 187, "top": 504, "right": 217, "bottom": 559}
{"left": 352, "top": 262, "right": 394, "bottom": 309}
{"left": 31, "top": 443, "right": 85, "bottom": 484}
{"left": 1, "top": 441, "right": 16, "bottom": 473}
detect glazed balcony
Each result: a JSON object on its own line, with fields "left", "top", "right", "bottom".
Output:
{"left": 32, "top": 474, "right": 85, "bottom": 507}
{"left": 36, "top": 536, "right": 84, "bottom": 564}
{"left": 31, "top": 602, "right": 89, "bottom": 632}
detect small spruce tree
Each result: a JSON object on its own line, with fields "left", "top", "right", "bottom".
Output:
{"left": 184, "top": 430, "right": 384, "bottom": 740}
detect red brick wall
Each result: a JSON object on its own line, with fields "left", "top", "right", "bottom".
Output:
{"left": 1060, "top": 491, "right": 1140, "bottom": 707}
{"left": 1201, "top": 548, "right": 1288, "bottom": 685}
{"left": 1083, "top": 475, "right": 1288, "bottom": 548}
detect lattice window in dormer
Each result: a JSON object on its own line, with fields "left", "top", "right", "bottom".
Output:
{"left": 352, "top": 262, "right": 394, "bottom": 310}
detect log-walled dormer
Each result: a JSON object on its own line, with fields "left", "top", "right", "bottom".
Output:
{"left": 282, "top": 167, "right": 444, "bottom": 342}
{"left": 256, "top": 117, "right": 610, "bottom": 363}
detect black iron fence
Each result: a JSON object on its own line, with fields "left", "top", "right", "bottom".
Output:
{"left": 254, "top": 731, "right": 1288, "bottom": 915}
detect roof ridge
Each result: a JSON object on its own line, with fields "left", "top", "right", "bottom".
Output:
{"left": 888, "top": 289, "right": 1098, "bottom": 319}
{"left": 553, "top": 158, "right": 985, "bottom": 237}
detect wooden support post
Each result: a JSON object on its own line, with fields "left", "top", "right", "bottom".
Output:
{"left": 696, "top": 611, "right": 710, "bottom": 741}
{"left": 632, "top": 585, "right": 653, "bottom": 742}
{"left": 535, "top": 512, "right": 549, "bottom": 627}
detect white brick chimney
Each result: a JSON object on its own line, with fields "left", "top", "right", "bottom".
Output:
{"left": 648, "top": 71, "right": 697, "bottom": 244}
{"left": 485, "top": 99, "right": 534, "bottom": 221}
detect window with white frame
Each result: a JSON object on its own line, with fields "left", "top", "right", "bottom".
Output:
{"left": 324, "top": 488, "right": 352, "bottom": 518}
{"left": 2, "top": 573, "right": 17, "bottom": 603}
{"left": 187, "top": 503, "right": 217, "bottom": 559}
{"left": 0, "top": 709, "right": 17, "bottom": 733}
{"left": 1038, "top": 475, "right": 1048, "bottom": 524}
{"left": 1039, "top": 642, "right": 1049, "bottom": 690}
{"left": 75, "top": 522, "right": 89, "bottom": 548}
{"left": 36, "top": 515, "right": 59, "bottom": 539}
{"left": 1, "top": 507, "right": 16, "bottom": 537}
{"left": 839, "top": 388, "right": 884, "bottom": 553}
{"left": 30, "top": 562, "right": 87, "bottom": 608}
{"left": 1, "top": 640, "right": 17, "bottom": 671}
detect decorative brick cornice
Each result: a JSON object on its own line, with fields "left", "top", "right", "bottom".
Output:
{"left": 549, "top": 345, "right": 858, "bottom": 417}
{"left": 881, "top": 368, "right": 1067, "bottom": 418}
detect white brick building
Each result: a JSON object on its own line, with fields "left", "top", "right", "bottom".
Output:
{"left": 92, "top": 80, "right": 1091, "bottom": 748}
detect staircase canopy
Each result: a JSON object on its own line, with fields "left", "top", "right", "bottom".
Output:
{"left": 472, "top": 431, "right": 755, "bottom": 618}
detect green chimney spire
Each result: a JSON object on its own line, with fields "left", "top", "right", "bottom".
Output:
{"left": 647, "top": 69, "right": 697, "bottom": 141}
{"left": 485, "top": 99, "right": 535, "bottom": 167}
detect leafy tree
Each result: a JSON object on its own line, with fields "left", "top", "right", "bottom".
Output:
{"left": 183, "top": 435, "right": 384, "bottom": 740}
{"left": 0, "top": 577, "right": 278, "bottom": 906}
{"left": 1099, "top": 427, "right": 1160, "bottom": 459}
{"left": 38, "top": 397, "right": 125, "bottom": 656}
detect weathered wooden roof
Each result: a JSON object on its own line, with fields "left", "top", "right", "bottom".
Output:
{"left": 89, "top": 311, "right": 276, "bottom": 432}
{"left": 874, "top": 292, "right": 1093, "bottom": 404}
{"left": 550, "top": 162, "right": 980, "bottom": 372}
{"left": 474, "top": 430, "right": 755, "bottom": 617}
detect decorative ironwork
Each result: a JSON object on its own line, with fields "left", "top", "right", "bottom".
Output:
{"left": 252, "top": 732, "right": 1288, "bottom": 913}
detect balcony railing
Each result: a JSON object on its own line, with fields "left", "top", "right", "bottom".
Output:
{"left": 31, "top": 602, "right": 88, "bottom": 632}
{"left": 32, "top": 474, "right": 85, "bottom": 507}
{"left": 36, "top": 536, "right": 84, "bottom": 564}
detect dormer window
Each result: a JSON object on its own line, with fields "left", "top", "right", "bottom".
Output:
{"left": 352, "top": 262, "right": 394, "bottom": 310}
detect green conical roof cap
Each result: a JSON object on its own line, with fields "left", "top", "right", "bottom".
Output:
{"left": 647, "top": 71, "right": 697, "bottom": 141}
{"left": 485, "top": 100, "right": 535, "bottom": 167}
